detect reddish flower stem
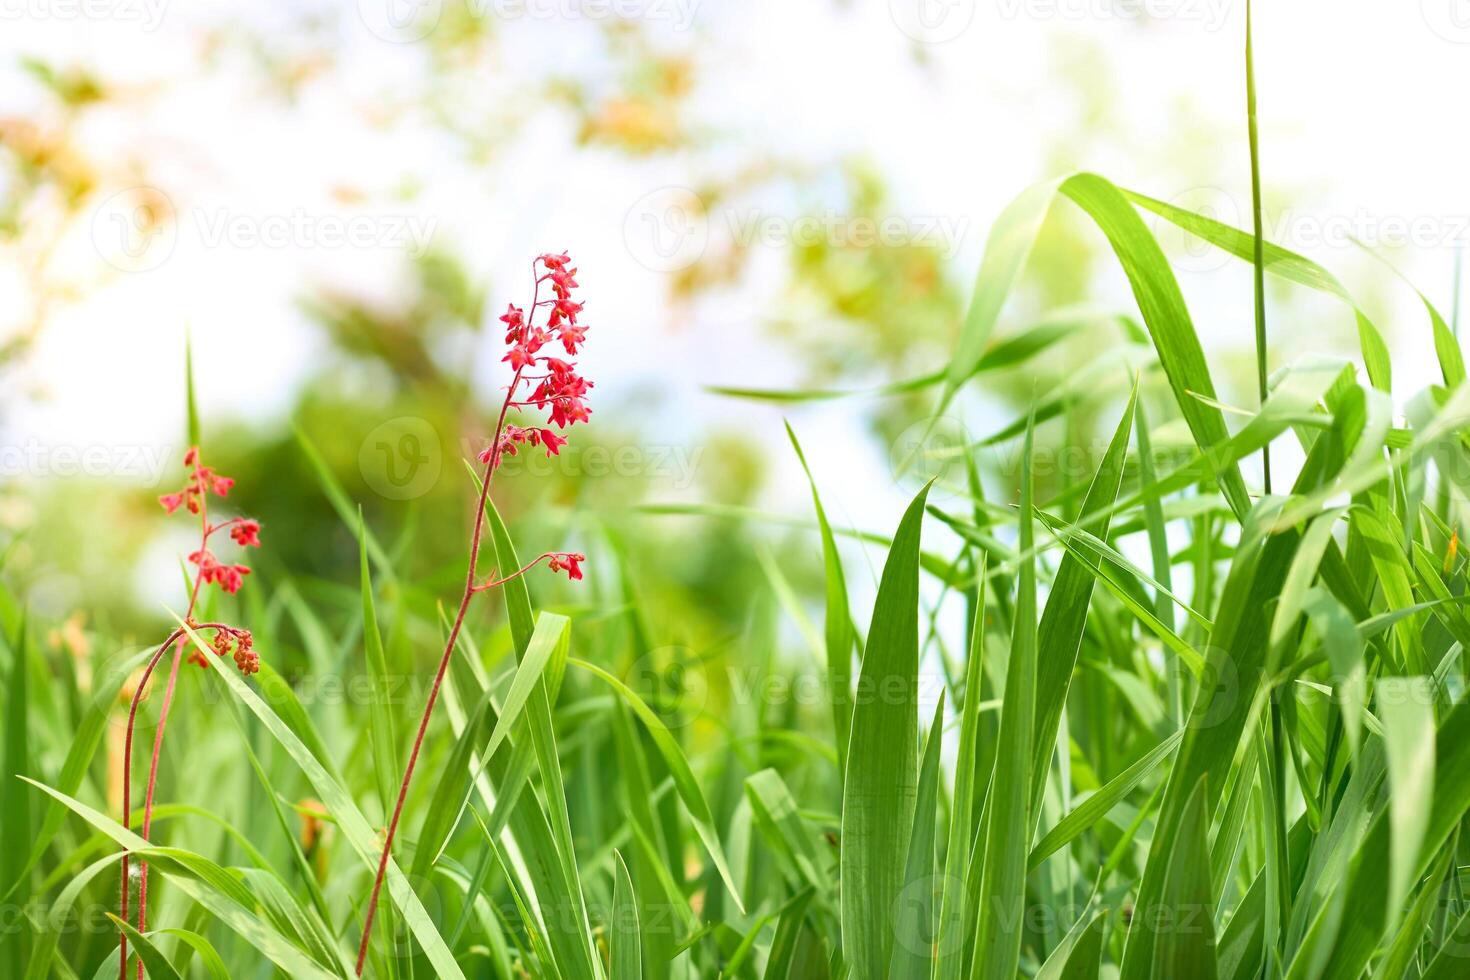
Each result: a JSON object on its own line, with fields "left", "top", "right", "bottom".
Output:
{"left": 117, "top": 621, "right": 238, "bottom": 979}
{"left": 122, "top": 453, "right": 214, "bottom": 980}
{"left": 133, "top": 643, "right": 183, "bottom": 977}
{"left": 353, "top": 268, "right": 544, "bottom": 975}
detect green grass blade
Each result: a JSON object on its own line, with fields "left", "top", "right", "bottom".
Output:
{"left": 1036, "top": 910, "right": 1107, "bottom": 980}
{"left": 974, "top": 414, "right": 1037, "bottom": 979}
{"left": 610, "top": 851, "right": 641, "bottom": 980}
{"left": 840, "top": 482, "right": 930, "bottom": 980}
{"left": 1379, "top": 676, "right": 1436, "bottom": 921}
{"left": 359, "top": 508, "right": 399, "bottom": 814}
{"left": 1, "top": 613, "right": 30, "bottom": 973}
{"left": 889, "top": 694, "right": 945, "bottom": 980}
{"left": 935, "top": 580, "right": 986, "bottom": 980}
{"left": 1031, "top": 389, "right": 1135, "bottom": 814}
{"left": 787, "top": 422, "right": 854, "bottom": 778}
{"left": 1150, "top": 776, "right": 1218, "bottom": 979}
{"left": 108, "top": 915, "right": 184, "bottom": 980}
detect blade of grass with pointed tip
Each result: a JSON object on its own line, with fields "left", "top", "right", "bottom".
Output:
{"left": 1031, "top": 390, "right": 1135, "bottom": 817}
{"left": 185, "top": 331, "right": 200, "bottom": 448}
{"left": 973, "top": 418, "right": 1036, "bottom": 980}
{"left": 762, "top": 887, "right": 818, "bottom": 980}
{"left": 1036, "top": 910, "right": 1107, "bottom": 980}
{"left": 839, "top": 483, "right": 930, "bottom": 980}
{"left": 787, "top": 422, "right": 854, "bottom": 778}
{"left": 108, "top": 915, "right": 184, "bottom": 980}
{"left": 610, "top": 852, "right": 641, "bottom": 980}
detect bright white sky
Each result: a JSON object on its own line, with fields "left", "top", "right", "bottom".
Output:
{"left": 2, "top": 0, "right": 1468, "bottom": 544}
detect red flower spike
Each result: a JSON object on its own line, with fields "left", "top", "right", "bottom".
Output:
{"left": 126, "top": 438, "right": 266, "bottom": 979}
{"left": 357, "top": 252, "right": 590, "bottom": 976}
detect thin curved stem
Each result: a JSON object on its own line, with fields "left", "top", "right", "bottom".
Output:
{"left": 354, "top": 264, "right": 542, "bottom": 975}
{"left": 116, "top": 621, "right": 235, "bottom": 979}
{"left": 134, "top": 643, "right": 183, "bottom": 980}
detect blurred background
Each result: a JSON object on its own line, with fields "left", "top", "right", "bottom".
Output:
{"left": 2, "top": 0, "right": 1468, "bottom": 660}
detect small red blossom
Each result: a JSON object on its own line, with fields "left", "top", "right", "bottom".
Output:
{"left": 159, "top": 492, "right": 184, "bottom": 514}
{"left": 548, "top": 297, "right": 583, "bottom": 328}
{"left": 499, "top": 303, "right": 524, "bottom": 331}
{"left": 503, "top": 345, "right": 537, "bottom": 370}
{"left": 230, "top": 519, "right": 262, "bottom": 548}
{"left": 557, "top": 322, "right": 587, "bottom": 354}
{"left": 547, "top": 553, "right": 585, "bottom": 581}
{"left": 538, "top": 251, "right": 571, "bottom": 271}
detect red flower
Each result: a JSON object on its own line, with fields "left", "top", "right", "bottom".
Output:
{"left": 538, "top": 251, "right": 571, "bottom": 271}
{"left": 230, "top": 520, "right": 262, "bottom": 547}
{"left": 499, "top": 303, "right": 524, "bottom": 332}
{"left": 211, "top": 475, "right": 234, "bottom": 496}
{"left": 159, "top": 492, "right": 184, "bottom": 514}
{"left": 539, "top": 429, "right": 567, "bottom": 455}
{"left": 548, "top": 298, "right": 583, "bottom": 328}
{"left": 503, "top": 345, "right": 537, "bottom": 370}
{"left": 547, "top": 553, "right": 584, "bottom": 580}
{"left": 557, "top": 323, "right": 587, "bottom": 354}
